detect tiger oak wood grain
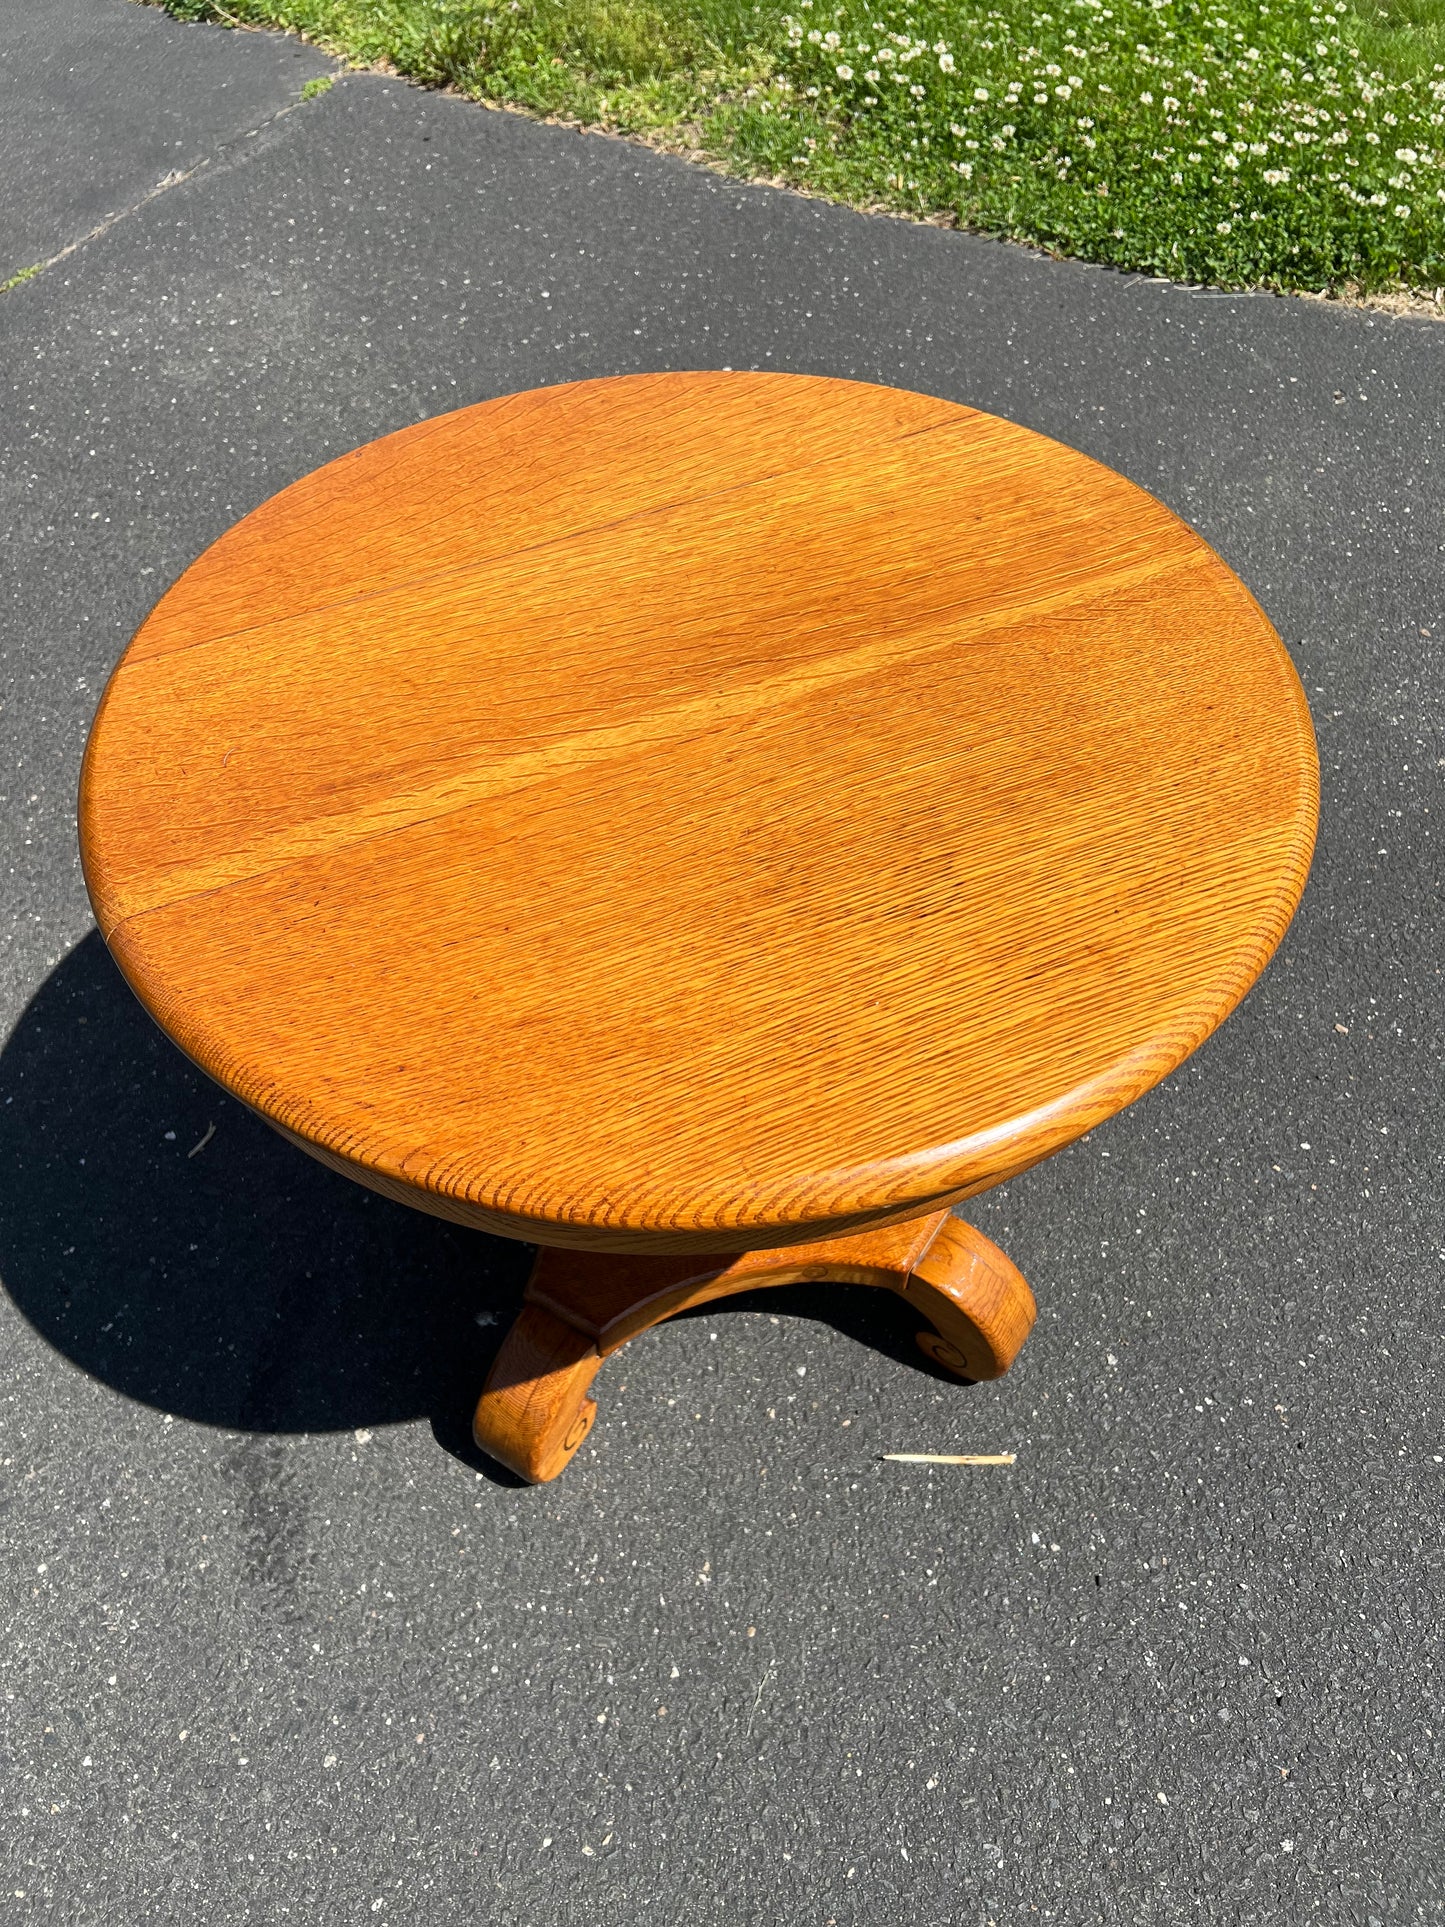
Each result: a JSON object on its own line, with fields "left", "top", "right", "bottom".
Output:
{"left": 78, "top": 371, "right": 1318, "bottom": 1255}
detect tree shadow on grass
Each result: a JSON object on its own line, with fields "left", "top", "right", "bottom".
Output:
{"left": 0, "top": 935, "right": 959, "bottom": 1476}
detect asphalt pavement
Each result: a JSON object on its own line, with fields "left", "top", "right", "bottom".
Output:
{"left": 1, "top": 2, "right": 1442, "bottom": 1920}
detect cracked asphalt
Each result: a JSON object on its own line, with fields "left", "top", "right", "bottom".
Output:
{"left": 1, "top": 2, "right": 1442, "bottom": 1920}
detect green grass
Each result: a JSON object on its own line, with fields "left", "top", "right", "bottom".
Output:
{"left": 158, "top": 0, "right": 1445, "bottom": 292}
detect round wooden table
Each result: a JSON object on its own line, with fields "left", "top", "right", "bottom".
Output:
{"left": 79, "top": 372, "right": 1318, "bottom": 1481}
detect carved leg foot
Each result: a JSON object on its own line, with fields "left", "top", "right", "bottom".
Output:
{"left": 470, "top": 1304, "right": 603, "bottom": 1484}
{"left": 472, "top": 1210, "right": 1036, "bottom": 1483}
{"left": 902, "top": 1215, "right": 1037, "bottom": 1382}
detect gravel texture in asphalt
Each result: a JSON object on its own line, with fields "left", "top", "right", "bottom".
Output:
{"left": 0, "top": 0, "right": 333, "bottom": 288}
{"left": 1, "top": 4, "right": 1442, "bottom": 1921}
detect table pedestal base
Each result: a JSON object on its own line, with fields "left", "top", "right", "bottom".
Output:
{"left": 472, "top": 1211, "right": 1036, "bottom": 1483}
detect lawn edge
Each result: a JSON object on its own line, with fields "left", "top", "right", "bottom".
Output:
{"left": 147, "top": 0, "right": 1445, "bottom": 325}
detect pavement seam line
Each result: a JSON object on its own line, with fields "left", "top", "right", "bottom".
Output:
{"left": 0, "top": 73, "right": 340, "bottom": 295}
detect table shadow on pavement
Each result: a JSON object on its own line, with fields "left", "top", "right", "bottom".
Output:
{"left": 0, "top": 935, "right": 958, "bottom": 1471}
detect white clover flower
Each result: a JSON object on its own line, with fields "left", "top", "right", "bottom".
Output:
{"left": 1068, "top": 76, "right": 1083, "bottom": 87}
{"left": 966, "top": 138, "right": 979, "bottom": 148}
{"left": 1396, "top": 146, "right": 1419, "bottom": 162}
{"left": 866, "top": 68, "right": 880, "bottom": 82}
{"left": 1395, "top": 203, "right": 1411, "bottom": 215}
{"left": 1211, "top": 129, "right": 1228, "bottom": 142}
{"left": 822, "top": 29, "right": 840, "bottom": 49}
{"left": 1163, "top": 95, "right": 1180, "bottom": 110}
{"left": 1216, "top": 220, "right": 1232, "bottom": 233}
{"left": 1222, "top": 151, "right": 1240, "bottom": 168}
{"left": 836, "top": 63, "right": 853, "bottom": 79}
{"left": 1368, "top": 189, "right": 1387, "bottom": 203}
{"left": 1001, "top": 122, "right": 1016, "bottom": 136}
{"left": 1364, "top": 130, "right": 1380, "bottom": 143}
{"left": 1139, "top": 91, "right": 1154, "bottom": 104}
{"left": 807, "top": 27, "right": 821, "bottom": 43}
{"left": 938, "top": 51, "right": 955, "bottom": 72}
{"left": 1263, "top": 166, "right": 1290, "bottom": 182}
{"left": 974, "top": 86, "right": 990, "bottom": 100}
{"left": 1170, "top": 169, "right": 1183, "bottom": 182}
{"left": 949, "top": 121, "right": 967, "bottom": 136}
{"left": 1055, "top": 84, "right": 1071, "bottom": 97}
{"left": 1249, "top": 141, "right": 1268, "bottom": 155}
{"left": 1044, "top": 62, "right": 1062, "bottom": 76}
{"left": 1077, "top": 116, "right": 1094, "bottom": 128}
{"left": 956, "top": 160, "right": 974, "bottom": 177}
{"left": 933, "top": 39, "right": 949, "bottom": 54}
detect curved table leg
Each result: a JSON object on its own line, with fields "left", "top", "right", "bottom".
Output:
{"left": 473, "top": 1209, "right": 1036, "bottom": 1483}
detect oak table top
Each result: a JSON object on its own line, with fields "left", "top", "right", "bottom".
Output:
{"left": 80, "top": 371, "right": 1318, "bottom": 1261}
